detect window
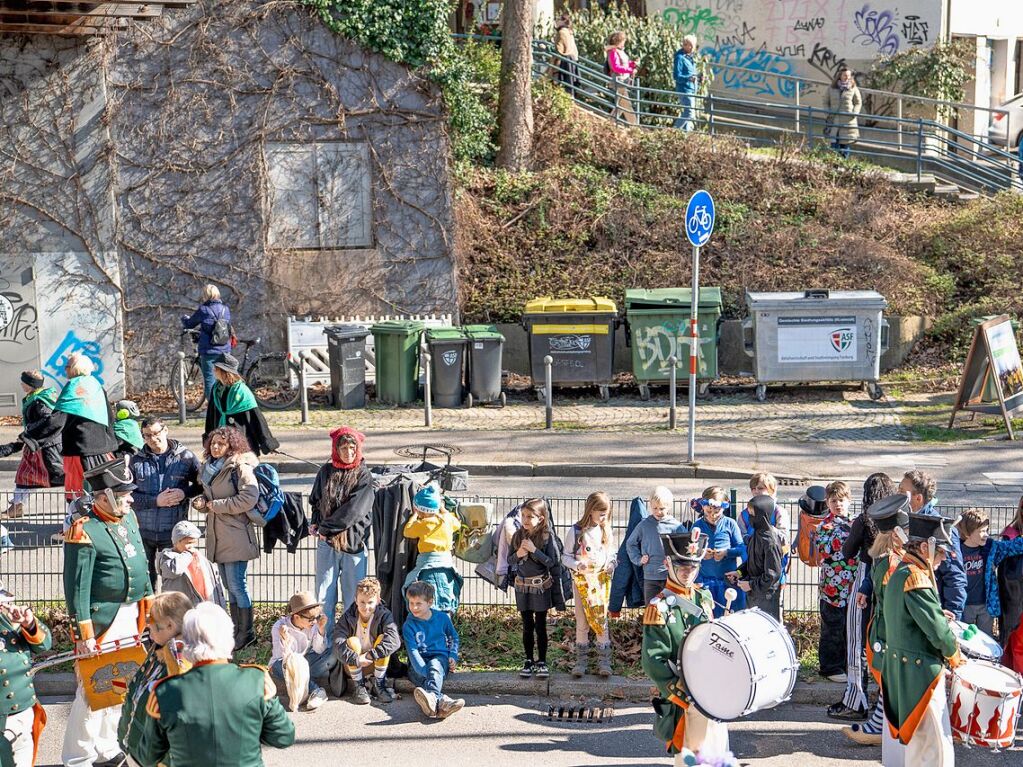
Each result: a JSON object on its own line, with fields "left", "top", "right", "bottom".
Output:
{"left": 264, "top": 142, "right": 373, "bottom": 249}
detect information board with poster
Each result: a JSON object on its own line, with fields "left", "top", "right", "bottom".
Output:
{"left": 949, "top": 314, "right": 1023, "bottom": 439}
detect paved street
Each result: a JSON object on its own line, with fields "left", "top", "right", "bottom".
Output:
{"left": 32, "top": 695, "right": 1022, "bottom": 766}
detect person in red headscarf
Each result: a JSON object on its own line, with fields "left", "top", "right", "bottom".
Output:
{"left": 308, "top": 427, "right": 375, "bottom": 644}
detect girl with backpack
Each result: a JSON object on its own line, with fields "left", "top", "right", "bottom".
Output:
{"left": 202, "top": 353, "right": 279, "bottom": 457}
{"left": 192, "top": 425, "right": 260, "bottom": 650}
{"left": 562, "top": 492, "right": 617, "bottom": 678}
{"left": 509, "top": 498, "right": 566, "bottom": 679}
{"left": 181, "top": 283, "right": 232, "bottom": 402}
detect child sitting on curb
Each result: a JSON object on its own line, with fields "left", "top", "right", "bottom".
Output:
{"left": 626, "top": 486, "right": 684, "bottom": 603}
{"left": 334, "top": 577, "right": 400, "bottom": 705}
{"left": 403, "top": 483, "right": 463, "bottom": 613}
{"left": 403, "top": 580, "right": 464, "bottom": 719}
{"left": 158, "top": 520, "right": 226, "bottom": 608}
{"left": 269, "top": 591, "right": 335, "bottom": 712}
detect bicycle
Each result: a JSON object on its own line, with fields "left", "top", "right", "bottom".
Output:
{"left": 169, "top": 329, "right": 302, "bottom": 413}
{"left": 687, "top": 205, "right": 711, "bottom": 235}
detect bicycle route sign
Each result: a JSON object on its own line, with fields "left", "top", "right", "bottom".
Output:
{"left": 685, "top": 189, "right": 715, "bottom": 247}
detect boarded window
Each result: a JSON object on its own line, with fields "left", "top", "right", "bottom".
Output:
{"left": 265, "top": 142, "right": 372, "bottom": 249}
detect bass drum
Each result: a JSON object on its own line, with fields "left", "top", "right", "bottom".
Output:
{"left": 679, "top": 608, "right": 798, "bottom": 721}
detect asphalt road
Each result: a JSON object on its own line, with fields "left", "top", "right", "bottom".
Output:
{"left": 33, "top": 695, "right": 1022, "bottom": 766}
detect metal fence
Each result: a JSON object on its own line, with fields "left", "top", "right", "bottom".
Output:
{"left": 2, "top": 489, "right": 1018, "bottom": 614}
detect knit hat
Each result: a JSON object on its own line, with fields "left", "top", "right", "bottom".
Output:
{"left": 115, "top": 399, "right": 140, "bottom": 420}
{"left": 329, "top": 426, "right": 365, "bottom": 470}
{"left": 413, "top": 483, "right": 442, "bottom": 514}
{"left": 171, "top": 520, "right": 202, "bottom": 544}
{"left": 20, "top": 370, "right": 44, "bottom": 389}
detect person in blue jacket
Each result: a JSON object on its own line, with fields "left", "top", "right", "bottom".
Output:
{"left": 181, "top": 283, "right": 232, "bottom": 402}
{"left": 899, "top": 470, "right": 967, "bottom": 619}
{"left": 691, "top": 486, "right": 746, "bottom": 616}
{"left": 672, "top": 35, "right": 699, "bottom": 131}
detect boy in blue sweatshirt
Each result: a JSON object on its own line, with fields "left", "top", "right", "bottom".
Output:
{"left": 403, "top": 580, "right": 464, "bottom": 719}
{"left": 691, "top": 486, "right": 746, "bottom": 617}
{"left": 626, "top": 486, "right": 685, "bottom": 604}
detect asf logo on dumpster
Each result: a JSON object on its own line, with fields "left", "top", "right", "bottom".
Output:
{"left": 549, "top": 335, "right": 591, "bottom": 352}
{"left": 830, "top": 328, "right": 854, "bottom": 353}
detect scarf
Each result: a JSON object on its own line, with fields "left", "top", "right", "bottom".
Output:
{"left": 114, "top": 418, "right": 144, "bottom": 449}
{"left": 838, "top": 79, "right": 852, "bottom": 91}
{"left": 21, "top": 386, "right": 58, "bottom": 422}
{"left": 201, "top": 456, "right": 226, "bottom": 486}
{"left": 54, "top": 375, "right": 109, "bottom": 426}
{"left": 212, "top": 380, "right": 257, "bottom": 426}
{"left": 185, "top": 552, "right": 211, "bottom": 601}
{"left": 330, "top": 426, "right": 365, "bottom": 469}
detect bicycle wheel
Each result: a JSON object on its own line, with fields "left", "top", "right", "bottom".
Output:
{"left": 169, "top": 357, "right": 206, "bottom": 413}
{"left": 247, "top": 354, "right": 301, "bottom": 411}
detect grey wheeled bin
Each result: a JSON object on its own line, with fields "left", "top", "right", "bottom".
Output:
{"left": 323, "top": 324, "right": 370, "bottom": 409}
{"left": 743, "top": 290, "right": 889, "bottom": 402}
{"left": 425, "top": 327, "right": 468, "bottom": 408}
{"left": 463, "top": 324, "right": 506, "bottom": 407}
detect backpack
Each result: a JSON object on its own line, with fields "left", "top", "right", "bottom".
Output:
{"left": 209, "top": 304, "right": 232, "bottom": 347}
{"left": 454, "top": 501, "right": 497, "bottom": 564}
{"left": 796, "top": 509, "right": 828, "bottom": 567}
{"left": 233, "top": 463, "right": 285, "bottom": 528}
{"left": 603, "top": 52, "right": 612, "bottom": 77}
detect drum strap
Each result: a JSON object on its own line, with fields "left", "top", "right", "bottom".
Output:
{"left": 667, "top": 693, "right": 689, "bottom": 752}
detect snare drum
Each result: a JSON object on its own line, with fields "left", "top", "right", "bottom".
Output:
{"left": 679, "top": 608, "right": 798, "bottom": 721}
{"left": 77, "top": 638, "right": 147, "bottom": 711}
{"left": 950, "top": 620, "right": 1003, "bottom": 662}
{"left": 949, "top": 659, "right": 1023, "bottom": 750}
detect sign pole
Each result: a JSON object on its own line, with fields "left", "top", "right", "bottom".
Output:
{"left": 688, "top": 243, "right": 699, "bottom": 462}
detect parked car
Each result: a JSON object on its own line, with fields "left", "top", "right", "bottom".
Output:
{"left": 987, "top": 93, "right": 1023, "bottom": 148}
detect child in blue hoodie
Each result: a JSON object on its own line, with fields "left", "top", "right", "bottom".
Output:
{"left": 691, "top": 486, "right": 746, "bottom": 617}
{"left": 625, "top": 486, "right": 684, "bottom": 603}
{"left": 403, "top": 580, "right": 463, "bottom": 720}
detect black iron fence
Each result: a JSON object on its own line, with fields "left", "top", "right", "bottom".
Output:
{"left": 1, "top": 489, "right": 1017, "bottom": 613}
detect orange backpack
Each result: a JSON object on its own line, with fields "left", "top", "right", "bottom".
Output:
{"left": 796, "top": 510, "right": 828, "bottom": 567}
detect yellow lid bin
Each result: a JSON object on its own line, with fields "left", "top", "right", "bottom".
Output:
{"left": 523, "top": 297, "right": 618, "bottom": 314}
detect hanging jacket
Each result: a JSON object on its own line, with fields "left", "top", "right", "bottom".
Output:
{"left": 609, "top": 496, "right": 648, "bottom": 611}
{"left": 372, "top": 471, "right": 420, "bottom": 628}
{"left": 263, "top": 492, "right": 310, "bottom": 554}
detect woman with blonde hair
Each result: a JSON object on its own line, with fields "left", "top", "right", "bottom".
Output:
{"left": 605, "top": 30, "right": 638, "bottom": 125}
{"left": 181, "top": 282, "right": 233, "bottom": 403}
{"left": 563, "top": 491, "right": 617, "bottom": 677}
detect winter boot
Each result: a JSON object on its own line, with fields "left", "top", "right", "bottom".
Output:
{"left": 596, "top": 642, "right": 613, "bottom": 678}
{"left": 571, "top": 643, "right": 589, "bottom": 678}
{"left": 235, "top": 607, "right": 256, "bottom": 651}
{"left": 228, "top": 604, "right": 242, "bottom": 649}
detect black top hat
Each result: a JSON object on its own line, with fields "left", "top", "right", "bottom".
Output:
{"left": 661, "top": 530, "right": 707, "bottom": 565}
{"left": 84, "top": 456, "right": 136, "bottom": 494}
{"left": 867, "top": 494, "right": 911, "bottom": 533}
{"left": 213, "top": 353, "right": 241, "bottom": 376}
{"left": 907, "top": 512, "right": 955, "bottom": 552}
{"left": 798, "top": 485, "right": 828, "bottom": 516}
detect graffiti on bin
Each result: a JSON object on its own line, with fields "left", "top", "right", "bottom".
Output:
{"left": 634, "top": 321, "right": 714, "bottom": 376}
{"left": 549, "top": 335, "right": 591, "bottom": 352}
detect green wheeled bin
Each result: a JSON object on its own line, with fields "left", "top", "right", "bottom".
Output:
{"left": 624, "top": 288, "right": 723, "bottom": 400}
{"left": 463, "top": 324, "right": 506, "bottom": 407}
{"left": 425, "top": 327, "right": 468, "bottom": 408}
{"left": 370, "top": 320, "right": 424, "bottom": 404}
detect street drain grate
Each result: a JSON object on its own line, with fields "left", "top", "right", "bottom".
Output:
{"left": 542, "top": 698, "right": 615, "bottom": 723}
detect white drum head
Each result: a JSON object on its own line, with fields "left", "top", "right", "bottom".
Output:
{"left": 950, "top": 620, "right": 1003, "bottom": 661}
{"left": 957, "top": 659, "right": 1023, "bottom": 695}
{"left": 681, "top": 620, "right": 752, "bottom": 721}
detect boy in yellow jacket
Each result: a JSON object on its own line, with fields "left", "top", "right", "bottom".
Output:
{"left": 402, "top": 484, "right": 463, "bottom": 612}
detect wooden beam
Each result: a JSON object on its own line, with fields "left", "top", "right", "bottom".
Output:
{"left": 0, "top": 20, "right": 114, "bottom": 34}
{"left": 0, "top": 4, "right": 161, "bottom": 19}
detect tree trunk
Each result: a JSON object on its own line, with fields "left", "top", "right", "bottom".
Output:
{"left": 496, "top": 0, "right": 536, "bottom": 171}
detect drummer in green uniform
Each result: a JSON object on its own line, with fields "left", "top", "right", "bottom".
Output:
{"left": 0, "top": 589, "right": 52, "bottom": 767}
{"left": 63, "top": 456, "right": 154, "bottom": 767}
{"left": 137, "top": 602, "right": 295, "bottom": 766}
{"left": 881, "top": 512, "right": 963, "bottom": 767}
{"left": 641, "top": 529, "right": 729, "bottom": 762}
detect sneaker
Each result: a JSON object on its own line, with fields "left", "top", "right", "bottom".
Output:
{"left": 842, "top": 724, "right": 882, "bottom": 745}
{"left": 827, "top": 701, "right": 867, "bottom": 721}
{"left": 519, "top": 659, "right": 535, "bottom": 679}
{"left": 436, "top": 695, "right": 465, "bottom": 719}
{"left": 351, "top": 680, "right": 371, "bottom": 705}
{"left": 413, "top": 686, "right": 437, "bottom": 718}
{"left": 370, "top": 677, "right": 395, "bottom": 704}
{"left": 533, "top": 661, "right": 550, "bottom": 679}
{"left": 826, "top": 673, "right": 848, "bottom": 683}
{"left": 305, "top": 686, "right": 327, "bottom": 711}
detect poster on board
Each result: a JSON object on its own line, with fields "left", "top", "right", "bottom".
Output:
{"left": 949, "top": 314, "right": 1023, "bottom": 439}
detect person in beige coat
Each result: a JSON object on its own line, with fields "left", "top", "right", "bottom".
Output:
{"left": 827, "top": 67, "right": 862, "bottom": 160}
{"left": 193, "top": 425, "right": 260, "bottom": 650}
{"left": 553, "top": 14, "right": 579, "bottom": 96}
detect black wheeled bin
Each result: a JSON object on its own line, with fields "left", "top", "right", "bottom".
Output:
{"left": 425, "top": 327, "right": 468, "bottom": 408}
{"left": 323, "top": 324, "right": 370, "bottom": 409}
{"left": 522, "top": 297, "right": 618, "bottom": 400}
{"left": 463, "top": 324, "right": 506, "bottom": 407}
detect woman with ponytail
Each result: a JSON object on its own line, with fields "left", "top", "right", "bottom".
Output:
{"left": 309, "top": 427, "right": 375, "bottom": 642}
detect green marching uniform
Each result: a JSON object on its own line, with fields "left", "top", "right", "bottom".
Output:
{"left": 864, "top": 493, "right": 912, "bottom": 686}
{"left": 0, "top": 614, "right": 51, "bottom": 767}
{"left": 138, "top": 661, "right": 296, "bottom": 767}
{"left": 118, "top": 640, "right": 189, "bottom": 763}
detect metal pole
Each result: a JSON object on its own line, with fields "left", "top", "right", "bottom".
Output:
{"left": 298, "top": 351, "right": 309, "bottom": 425}
{"left": 176, "top": 351, "right": 186, "bottom": 425}
{"left": 544, "top": 355, "right": 553, "bottom": 430}
{"left": 897, "top": 97, "right": 904, "bottom": 150}
{"left": 687, "top": 245, "right": 699, "bottom": 463}
{"left": 794, "top": 83, "right": 800, "bottom": 135}
{"left": 916, "top": 118, "right": 924, "bottom": 181}
{"left": 423, "top": 346, "right": 433, "bottom": 428}
{"left": 668, "top": 354, "right": 678, "bottom": 430}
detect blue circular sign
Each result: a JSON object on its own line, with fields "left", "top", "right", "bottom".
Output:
{"left": 685, "top": 190, "right": 715, "bottom": 247}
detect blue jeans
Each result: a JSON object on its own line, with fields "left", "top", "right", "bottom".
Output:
{"left": 218, "top": 561, "right": 251, "bottom": 609}
{"left": 831, "top": 140, "right": 851, "bottom": 160}
{"left": 314, "top": 539, "right": 367, "bottom": 641}
{"left": 199, "top": 353, "right": 219, "bottom": 401}
{"left": 270, "top": 646, "right": 334, "bottom": 692}
{"left": 674, "top": 89, "right": 695, "bottom": 130}
{"left": 408, "top": 656, "right": 448, "bottom": 697}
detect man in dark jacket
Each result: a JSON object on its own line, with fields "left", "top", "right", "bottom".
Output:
{"left": 129, "top": 417, "right": 201, "bottom": 586}
{"left": 333, "top": 576, "right": 401, "bottom": 704}
{"left": 180, "top": 283, "right": 232, "bottom": 401}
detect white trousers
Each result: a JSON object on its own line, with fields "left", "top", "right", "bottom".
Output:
{"left": 672, "top": 707, "right": 730, "bottom": 764}
{"left": 905, "top": 672, "right": 954, "bottom": 767}
{"left": 882, "top": 718, "right": 906, "bottom": 767}
{"left": 3, "top": 707, "right": 36, "bottom": 767}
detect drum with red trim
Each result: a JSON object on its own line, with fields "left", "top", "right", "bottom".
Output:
{"left": 949, "top": 659, "right": 1023, "bottom": 750}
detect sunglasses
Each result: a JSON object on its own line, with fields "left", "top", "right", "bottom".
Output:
{"left": 297, "top": 611, "right": 323, "bottom": 622}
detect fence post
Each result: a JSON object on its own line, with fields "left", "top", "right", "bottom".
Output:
{"left": 176, "top": 351, "right": 186, "bottom": 425}
{"left": 794, "top": 84, "right": 800, "bottom": 134}
{"left": 298, "top": 351, "right": 309, "bottom": 425}
{"left": 897, "top": 97, "right": 904, "bottom": 150}
{"left": 423, "top": 346, "right": 433, "bottom": 428}
{"left": 916, "top": 118, "right": 924, "bottom": 182}
{"left": 668, "top": 354, "right": 678, "bottom": 430}
{"left": 707, "top": 93, "right": 714, "bottom": 139}
{"left": 807, "top": 106, "right": 814, "bottom": 149}
{"left": 544, "top": 355, "right": 553, "bottom": 430}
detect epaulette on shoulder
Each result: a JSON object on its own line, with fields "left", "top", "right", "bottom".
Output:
{"left": 643, "top": 602, "right": 665, "bottom": 626}
{"left": 903, "top": 563, "right": 934, "bottom": 592}
{"left": 240, "top": 663, "right": 276, "bottom": 700}
{"left": 144, "top": 676, "right": 172, "bottom": 719}
{"left": 64, "top": 518, "right": 91, "bottom": 545}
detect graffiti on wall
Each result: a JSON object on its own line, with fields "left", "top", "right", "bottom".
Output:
{"left": 662, "top": 6, "right": 726, "bottom": 37}
{"left": 42, "top": 330, "right": 107, "bottom": 387}
{"left": 703, "top": 43, "right": 799, "bottom": 98}
{"left": 851, "top": 5, "right": 901, "bottom": 56}
{"left": 0, "top": 291, "right": 37, "bottom": 345}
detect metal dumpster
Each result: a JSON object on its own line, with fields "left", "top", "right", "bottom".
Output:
{"left": 743, "top": 290, "right": 889, "bottom": 401}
